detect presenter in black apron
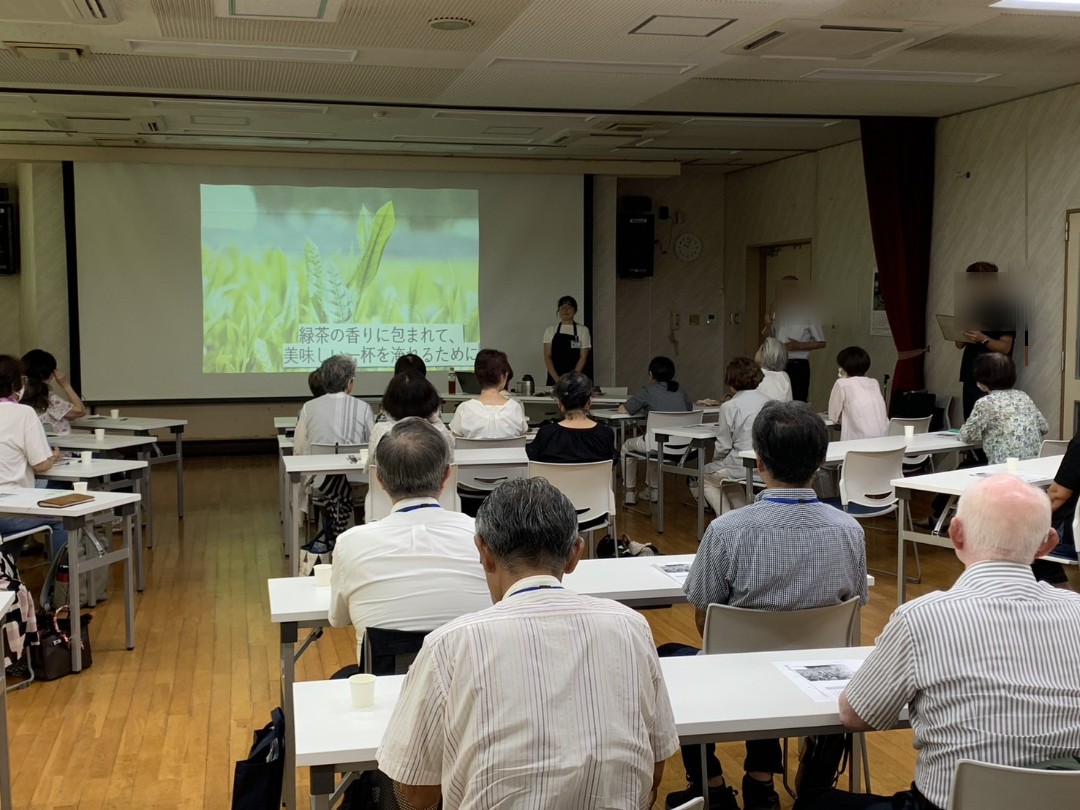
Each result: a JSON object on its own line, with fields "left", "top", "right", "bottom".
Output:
{"left": 543, "top": 296, "right": 592, "bottom": 386}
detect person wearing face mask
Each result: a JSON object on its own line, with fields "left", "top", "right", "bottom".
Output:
{"left": 542, "top": 295, "right": 592, "bottom": 386}
{"left": 0, "top": 355, "right": 68, "bottom": 554}
{"left": 827, "top": 346, "right": 889, "bottom": 441}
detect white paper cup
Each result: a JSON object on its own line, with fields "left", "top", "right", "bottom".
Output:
{"left": 904, "top": 425, "right": 915, "bottom": 440}
{"left": 109, "top": 409, "right": 120, "bottom": 419}
{"left": 349, "top": 673, "right": 376, "bottom": 708}
{"left": 73, "top": 482, "right": 89, "bottom": 494}
{"left": 80, "top": 451, "right": 93, "bottom": 464}
{"left": 94, "top": 428, "right": 105, "bottom": 441}
{"left": 313, "top": 563, "right": 332, "bottom": 587}
{"left": 1007, "top": 457, "right": 1020, "bottom": 472}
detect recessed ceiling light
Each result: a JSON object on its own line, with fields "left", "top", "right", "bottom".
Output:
{"left": 128, "top": 40, "right": 356, "bottom": 62}
{"left": 803, "top": 68, "right": 997, "bottom": 84}
{"left": 990, "top": 0, "right": 1080, "bottom": 11}
{"left": 428, "top": 17, "right": 474, "bottom": 31}
{"left": 488, "top": 57, "right": 695, "bottom": 75}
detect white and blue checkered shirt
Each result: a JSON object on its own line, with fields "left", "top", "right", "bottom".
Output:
{"left": 685, "top": 488, "right": 868, "bottom": 612}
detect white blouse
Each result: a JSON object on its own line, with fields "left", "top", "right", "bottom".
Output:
{"left": 449, "top": 397, "right": 528, "bottom": 440}
{"left": 828, "top": 376, "right": 889, "bottom": 441}
{"left": 757, "top": 369, "right": 793, "bottom": 402}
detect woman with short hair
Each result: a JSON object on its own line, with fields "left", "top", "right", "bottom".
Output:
{"left": 0, "top": 355, "right": 67, "bottom": 554}
{"left": 526, "top": 372, "right": 616, "bottom": 465}
{"left": 959, "top": 352, "right": 1047, "bottom": 463}
{"left": 701, "top": 357, "right": 771, "bottom": 516}
{"left": 828, "top": 346, "right": 889, "bottom": 441}
{"left": 449, "top": 349, "right": 528, "bottom": 440}
{"left": 754, "top": 338, "right": 792, "bottom": 402}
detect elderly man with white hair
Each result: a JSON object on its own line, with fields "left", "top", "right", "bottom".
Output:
{"left": 378, "top": 477, "right": 679, "bottom": 810}
{"left": 795, "top": 475, "right": 1080, "bottom": 810}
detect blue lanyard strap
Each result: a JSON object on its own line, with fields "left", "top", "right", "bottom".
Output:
{"left": 396, "top": 503, "right": 442, "bottom": 513}
{"left": 762, "top": 496, "right": 821, "bottom": 505}
{"left": 511, "top": 585, "right": 564, "bottom": 596}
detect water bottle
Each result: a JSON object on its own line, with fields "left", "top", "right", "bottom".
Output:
{"left": 448, "top": 371, "right": 457, "bottom": 395}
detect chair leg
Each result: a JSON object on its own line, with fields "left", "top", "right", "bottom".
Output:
{"left": 781, "top": 737, "right": 796, "bottom": 799}
{"left": 860, "top": 733, "right": 871, "bottom": 793}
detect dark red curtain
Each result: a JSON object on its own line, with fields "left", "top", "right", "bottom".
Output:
{"left": 860, "top": 117, "right": 936, "bottom": 409}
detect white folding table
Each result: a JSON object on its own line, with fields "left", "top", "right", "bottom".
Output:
{"left": 275, "top": 416, "right": 298, "bottom": 435}
{"left": 294, "top": 646, "right": 885, "bottom": 810}
{"left": 890, "top": 454, "right": 1062, "bottom": 604}
{"left": 0, "top": 487, "right": 139, "bottom": 671}
{"left": 38, "top": 458, "right": 150, "bottom": 591}
{"left": 73, "top": 416, "right": 188, "bottom": 520}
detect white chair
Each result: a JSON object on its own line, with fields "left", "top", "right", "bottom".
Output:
{"left": 888, "top": 416, "right": 933, "bottom": 471}
{"left": 948, "top": 759, "right": 1080, "bottom": 810}
{"left": 937, "top": 394, "right": 955, "bottom": 431}
{"left": 454, "top": 436, "right": 528, "bottom": 494}
{"left": 367, "top": 464, "right": 459, "bottom": 521}
{"left": 837, "top": 442, "right": 922, "bottom": 583}
{"left": 1041, "top": 440, "right": 1069, "bottom": 458}
{"left": 527, "top": 460, "right": 615, "bottom": 556}
{"left": 702, "top": 598, "right": 869, "bottom": 796}
{"left": 623, "top": 410, "right": 704, "bottom": 497}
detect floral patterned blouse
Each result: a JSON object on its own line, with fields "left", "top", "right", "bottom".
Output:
{"left": 959, "top": 388, "right": 1048, "bottom": 464}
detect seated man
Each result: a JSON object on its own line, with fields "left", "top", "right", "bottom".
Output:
{"left": 663, "top": 400, "right": 868, "bottom": 810}
{"left": 797, "top": 475, "right": 1080, "bottom": 810}
{"left": 329, "top": 417, "right": 490, "bottom": 665}
{"left": 378, "top": 477, "right": 679, "bottom": 809}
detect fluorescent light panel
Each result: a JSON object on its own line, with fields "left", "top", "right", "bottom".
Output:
{"left": 803, "top": 68, "right": 997, "bottom": 84}
{"left": 487, "top": 57, "right": 694, "bottom": 75}
{"left": 630, "top": 15, "right": 736, "bottom": 37}
{"left": 128, "top": 39, "right": 356, "bottom": 62}
{"left": 990, "top": 0, "right": 1080, "bottom": 11}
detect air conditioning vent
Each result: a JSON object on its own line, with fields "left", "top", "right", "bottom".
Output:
{"left": 62, "top": 0, "right": 119, "bottom": 24}
{"left": 725, "top": 18, "right": 943, "bottom": 60}
{"left": 742, "top": 31, "right": 785, "bottom": 52}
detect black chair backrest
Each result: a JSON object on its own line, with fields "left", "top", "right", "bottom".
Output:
{"left": 363, "top": 627, "right": 431, "bottom": 675}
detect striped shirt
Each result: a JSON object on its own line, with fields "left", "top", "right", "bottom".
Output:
{"left": 294, "top": 392, "right": 374, "bottom": 455}
{"left": 377, "top": 575, "right": 680, "bottom": 809}
{"left": 685, "top": 488, "right": 868, "bottom": 611}
{"left": 844, "top": 561, "right": 1080, "bottom": 808}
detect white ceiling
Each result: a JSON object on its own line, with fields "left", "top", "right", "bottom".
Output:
{"left": 0, "top": 0, "right": 1075, "bottom": 167}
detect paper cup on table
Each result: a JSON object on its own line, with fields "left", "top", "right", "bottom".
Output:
{"left": 109, "top": 409, "right": 120, "bottom": 419}
{"left": 80, "top": 451, "right": 93, "bottom": 464}
{"left": 73, "top": 482, "right": 89, "bottom": 494}
{"left": 1007, "top": 457, "right": 1020, "bottom": 472}
{"left": 313, "top": 563, "right": 332, "bottom": 587}
{"left": 94, "top": 428, "right": 105, "bottom": 441}
{"left": 904, "top": 425, "right": 915, "bottom": 441}
{"left": 349, "top": 673, "right": 376, "bottom": 709}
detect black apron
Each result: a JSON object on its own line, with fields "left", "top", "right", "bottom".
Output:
{"left": 548, "top": 322, "right": 584, "bottom": 385}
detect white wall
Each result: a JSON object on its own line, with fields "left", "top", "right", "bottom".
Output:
{"left": 723, "top": 142, "right": 894, "bottom": 410}
{"left": 929, "top": 83, "right": 1080, "bottom": 437}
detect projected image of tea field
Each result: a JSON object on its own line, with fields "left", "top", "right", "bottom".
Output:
{"left": 201, "top": 189, "right": 480, "bottom": 373}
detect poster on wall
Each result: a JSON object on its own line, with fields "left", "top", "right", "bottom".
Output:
{"left": 871, "top": 270, "right": 892, "bottom": 337}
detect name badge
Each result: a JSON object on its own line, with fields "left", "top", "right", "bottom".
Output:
{"left": 570, "top": 340, "right": 582, "bottom": 350}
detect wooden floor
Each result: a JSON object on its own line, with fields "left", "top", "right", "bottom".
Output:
{"left": 7, "top": 455, "right": 1076, "bottom": 809}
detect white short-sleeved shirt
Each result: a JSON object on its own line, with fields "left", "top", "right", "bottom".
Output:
{"left": 449, "top": 397, "right": 528, "bottom": 440}
{"left": 378, "top": 575, "right": 680, "bottom": 809}
{"left": 294, "top": 392, "right": 374, "bottom": 456}
{"left": 542, "top": 322, "right": 592, "bottom": 349}
{"left": 773, "top": 316, "right": 824, "bottom": 360}
{"left": 756, "top": 369, "right": 792, "bottom": 402}
{"left": 828, "top": 376, "right": 889, "bottom": 441}
{"left": 0, "top": 402, "right": 54, "bottom": 489}
{"left": 328, "top": 498, "right": 491, "bottom": 663}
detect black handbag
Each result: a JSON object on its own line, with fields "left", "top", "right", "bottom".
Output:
{"left": 231, "top": 707, "right": 286, "bottom": 810}
{"left": 29, "top": 607, "right": 92, "bottom": 681}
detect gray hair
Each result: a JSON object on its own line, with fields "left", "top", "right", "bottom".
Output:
{"left": 475, "top": 478, "right": 579, "bottom": 572}
{"left": 758, "top": 337, "right": 788, "bottom": 372}
{"left": 956, "top": 475, "right": 1051, "bottom": 562}
{"left": 375, "top": 417, "right": 450, "bottom": 500}
{"left": 319, "top": 354, "right": 356, "bottom": 394}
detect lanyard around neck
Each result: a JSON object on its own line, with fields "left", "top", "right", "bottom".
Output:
{"left": 510, "top": 585, "right": 564, "bottom": 597}
{"left": 396, "top": 503, "right": 442, "bottom": 513}
{"left": 762, "top": 496, "right": 820, "bottom": 505}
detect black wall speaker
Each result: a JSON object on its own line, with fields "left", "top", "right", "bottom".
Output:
{"left": 0, "top": 203, "right": 18, "bottom": 276}
{"left": 616, "top": 197, "right": 654, "bottom": 279}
